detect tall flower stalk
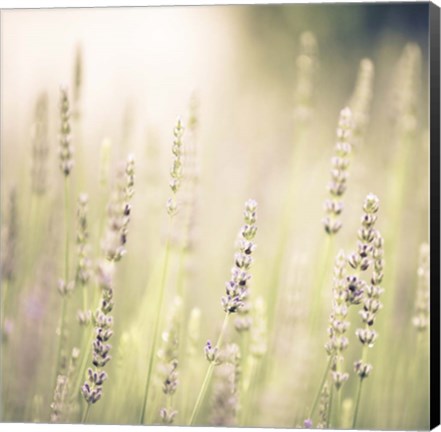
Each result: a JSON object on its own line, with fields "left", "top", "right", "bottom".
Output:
{"left": 78, "top": 155, "right": 134, "bottom": 422}
{"left": 383, "top": 43, "right": 421, "bottom": 324}
{"left": 293, "top": 31, "right": 319, "bottom": 128}
{"left": 351, "top": 194, "right": 384, "bottom": 428}
{"left": 50, "top": 347, "right": 80, "bottom": 423}
{"left": 188, "top": 199, "right": 257, "bottom": 426}
{"left": 81, "top": 262, "right": 114, "bottom": 422}
{"left": 403, "top": 243, "right": 430, "bottom": 425}
{"left": 139, "top": 118, "right": 184, "bottom": 425}
{"left": 158, "top": 296, "right": 182, "bottom": 424}
{"left": 53, "top": 87, "right": 75, "bottom": 388}
{"left": 322, "top": 107, "right": 354, "bottom": 236}
{"left": 267, "top": 31, "right": 319, "bottom": 331}
{"left": 75, "top": 194, "right": 92, "bottom": 314}
{"left": 309, "top": 107, "right": 354, "bottom": 333}
{"left": 210, "top": 344, "right": 241, "bottom": 426}
{"left": 348, "top": 58, "right": 375, "bottom": 149}
{"left": 30, "top": 92, "right": 50, "bottom": 197}
{"left": 175, "top": 95, "right": 200, "bottom": 300}
{"left": 325, "top": 251, "right": 351, "bottom": 426}
{"left": 307, "top": 194, "right": 382, "bottom": 428}
{"left": 27, "top": 92, "right": 50, "bottom": 279}
{"left": 181, "top": 307, "right": 201, "bottom": 420}
{"left": 1, "top": 188, "right": 18, "bottom": 336}
{"left": 240, "top": 297, "right": 268, "bottom": 425}
{"left": 412, "top": 243, "right": 430, "bottom": 332}
{"left": 307, "top": 251, "right": 352, "bottom": 426}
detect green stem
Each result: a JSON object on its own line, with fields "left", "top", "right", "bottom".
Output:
{"left": 402, "top": 330, "right": 424, "bottom": 426}
{"left": 240, "top": 355, "right": 257, "bottom": 426}
{"left": 56, "top": 296, "right": 67, "bottom": 369}
{"left": 82, "top": 282, "right": 88, "bottom": 314}
{"left": 176, "top": 247, "right": 187, "bottom": 299}
{"left": 1, "top": 280, "right": 9, "bottom": 335}
{"left": 333, "top": 344, "right": 344, "bottom": 427}
{"left": 54, "top": 178, "right": 71, "bottom": 381}
{"left": 81, "top": 403, "right": 90, "bottom": 423}
{"left": 175, "top": 247, "right": 189, "bottom": 419}
{"left": 265, "top": 126, "right": 306, "bottom": 330}
{"left": 72, "top": 328, "right": 93, "bottom": 403}
{"left": 352, "top": 378, "right": 364, "bottom": 428}
{"left": 139, "top": 220, "right": 173, "bottom": 425}
{"left": 64, "top": 178, "right": 70, "bottom": 284}
{"left": 309, "top": 235, "right": 333, "bottom": 333}
{"left": 1, "top": 279, "right": 10, "bottom": 415}
{"left": 188, "top": 312, "right": 230, "bottom": 426}
{"left": 308, "top": 356, "right": 332, "bottom": 420}
{"left": 25, "top": 194, "right": 37, "bottom": 274}
{"left": 335, "top": 387, "right": 342, "bottom": 428}
{"left": 71, "top": 282, "right": 102, "bottom": 406}
{"left": 326, "top": 383, "right": 334, "bottom": 428}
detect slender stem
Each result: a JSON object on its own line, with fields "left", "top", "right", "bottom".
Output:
{"left": 308, "top": 356, "right": 332, "bottom": 420}
{"left": 175, "top": 247, "right": 189, "bottom": 419}
{"left": 309, "top": 235, "right": 333, "bottom": 333}
{"left": 240, "top": 355, "right": 257, "bottom": 426}
{"left": 139, "top": 219, "right": 173, "bottom": 425}
{"left": 54, "top": 178, "right": 71, "bottom": 381}
{"left": 55, "top": 296, "right": 67, "bottom": 369}
{"left": 81, "top": 403, "right": 90, "bottom": 423}
{"left": 82, "top": 284, "right": 88, "bottom": 313}
{"left": 352, "top": 342, "right": 369, "bottom": 428}
{"left": 64, "top": 178, "right": 71, "bottom": 284}
{"left": 263, "top": 126, "right": 307, "bottom": 348}
{"left": 72, "top": 328, "right": 94, "bottom": 402}
{"left": 96, "top": 192, "right": 107, "bottom": 259}
{"left": 189, "top": 363, "right": 215, "bottom": 426}
{"left": 335, "top": 387, "right": 342, "bottom": 428}
{"left": 1, "top": 279, "right": 10, "bottom": 412}
{"left": 326, "top": 383, "right": 334, "bottom": 428}
{"left": 176, "top": 248, "right": 187, "bottom": 299}
{"left": 352, "top": 378, "right": 364, "bottom": 428}
{"left": 25, "top": 194, "right": 36, "bottom": 274}
{"left": 333, "top": 344, "right": 343, "bottom": 427}
{"left": 71, "top": 282, "right": 102, "bottom": 406}
{"left": 189, "top": 312, "right": 230, "bottom": 426}
{"left": 1, "top": 280, "right": 9, "bottom": 335}
{"left": 241, "top": 352, "right": 255, "bottom": 396}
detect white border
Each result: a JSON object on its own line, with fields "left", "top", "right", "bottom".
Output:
{"left": 0, "top": 0, "right": 438, "bottom": 8}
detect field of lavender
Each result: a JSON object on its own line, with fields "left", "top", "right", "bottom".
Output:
{"left": 0, "top": 5, "right": 430, "bottom": 429}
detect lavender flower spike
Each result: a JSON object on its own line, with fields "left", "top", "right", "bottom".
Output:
{"left": 222, "top": 199, "right": 257, "bottom": 315}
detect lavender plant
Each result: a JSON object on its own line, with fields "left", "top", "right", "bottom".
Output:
{"left": 51, "top": 347, "right": 80, "bottom": 423}
{"left": 351, "top": 194, "right": 384, "bottom": 428}
{"left": 139, "top": 118, "right": 184, "bottom": 425}
{"left": 81, "top": 263, "right": 114, "bottom": 420}
{"left": 348, "top": 59, "right": 375, "bottom": 149}
{"left": 322, "top": 107, "right": 354, "bottom": 236}
{"left": 79, "top": 155, "right": 135, "bottom": 422}
{"left": 75, "top": 194, "right": 92, "bottom": 313}
{"left": 412, "top": 243, "right": 430, "bottom": 332}
{"left": 53, "top": 87, "right": 75, "bottom": 389}
{"left": 189, "top": 199, "right": 257, "bottom": 425}
{"left": 210, "top": 344, "right": 241, "bottom": 426}
{"left": 1, "top": 189, "right": 18, "bottom": 340}
{"left": 30, "top": 93, "right": 50, "bottom": 196}
{"left": 158, "top": 296, "right": 182, "bottom": 424}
